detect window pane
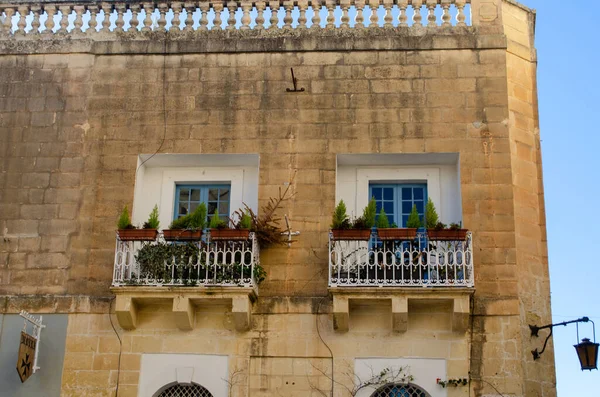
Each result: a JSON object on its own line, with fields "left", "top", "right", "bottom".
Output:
{"left": 190, "top": 189, "right": 200, "bottom": 201}
{"left": 178, "top": 202, "right": 189, "bottom": 217}
{"left": 219, "top": 189, "right": 230, "bottom": 201}
{"left": 179, "top": 188, "right": 190, "bottom": 201}
{"left": 401, "top": 188, "right": 412, "bottom": 200}
{"left": 375, "top": 201, "right": 382, "bottom": 212}
{"left": 208, "top": 202, "right": 217, "bottom": 214}
{"left": 372, "top": 188, "right": 382, "bottom": 200}
{"left": 402, "top": 215, "right": 409, "bottom": 227}
{"left": 415, "top": 201, "right": 424, "bottom": 213}
{"left": 219, "top": 202, "right": 229, "bottom": 214}
{"left": 414, "top": 188, "right": 424, "bottom": 200}
{"left": 189, "top": 202, "right": 198, "bottom": 213}
{"left": 402, "top": 201, "right": 412, "bottom": 214}
{"left": 208, "top": 189, "right": 218, "bottom": 201}
{"left": 388, "top": 215, "right": 395, "bottom": 225}
{"left": 383, "top": 188, "right": 393, "bottom": 201}
{"left": 384, "top": 201, "right": 394, "bottom": 214}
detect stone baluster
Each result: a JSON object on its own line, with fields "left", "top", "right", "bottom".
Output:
{"left": 44, "top": 5, "right": 57, "bottom": 35}
{"left": 268, "top": 1, "right": 279, "bottom": 30}
{"left": 30, "top": 6, "right": 42, "bottom": 35}
{"left": 1, "top": 7, "right": 14, "bottom": 36}
{"left": 157, "top": 3, "right": 168, "bottom": 31}
{"left": 72, "top": 5, "right": 85, "bottom": 34}
{"left": 283, "top": 1, "right": 293, "bottom": 29}
{"left": 198, "top": 2, "right": 209, "bottom": 30}
{"left": 255, "top": 1, "right": 266, "bottom": 30}
{"left": 412, "top": 0, "right": 423, "bottom": 27}
{"left": 383, "top": 0, "right": 393, "bottom": 28}
{"left": 241, "top": 2, "right": 252, "bottom": 30}
{"left": 101, "top": 3, "right": 112, "bottom": 33}
{"left": 142, "top": 3, "right": 154, "bottom": 32}
{"left": 226, "top": 1, "right": 237, "bottom": 30}
{"left": 440, "top": 0, "right": 451, "bottom": 26}
{"left": 455, "top": 0, "right": 466, "bottom": 26}
{"left": 213, "top": 2, "right": 223, "bottom": 30}
{"left": 58, "top": 6, "right": 71, "bottom": 33}
{"left": 354, "top": 0, "right": 365, "bottom": 29}
{"left": 115, "top": 4, "right": 126, "bottom": 32}
{"left": 398, "top": 0, "right": 408, "bottom": 27}
{"left": 130, "top": 4, "right": 141, "bottom": 32}
{"left": 297, "top": 0, "right": 308, "bottom": 29}
{"left": 368, "top": 0, "right": 379, "bottom": 28}
{"left": 183, "top": 3, "right": 194, "bottom": 32}
{"left": 171, "top": 2, "right": 182, "bottom": 31}
{"left": 426, "top": 0, "right": 437, "bottom": 27}
{"left": 340, "top": 0, "right": 350, "bottom": 29}
{"left": 16, "top": 6, "right": 28, "bottom": 35}
{"left": 325, "top": 0, "right": 335, "bottom": 29}
{"left": 310, "top": 0, "right": 321, "bottom": 29}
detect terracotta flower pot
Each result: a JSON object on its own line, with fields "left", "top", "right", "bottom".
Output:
{"left": 162, "top": 229, "right": 203, "bottom": 241}
{"left": 377, "top": 228, "right": 417, "bottom": 241}
{"left": 427, "top": 229, "right": 468, "bottom": 241}
{"left": 117, "top": 229, "right": 158, "bottom": 241}
{"left": 331, "top": 229, "right": 372, "bottom": 241}
{"left": 210, "top": 229, "right": 250, "bottom": 241}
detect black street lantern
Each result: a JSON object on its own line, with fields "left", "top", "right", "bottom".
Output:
{"left": 530, "top": 316, "right": 599, "bottom": 371}
{"left": 575, "top": 338, "right": 599, "bottom": 371}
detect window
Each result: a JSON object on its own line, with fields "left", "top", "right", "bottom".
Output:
{"left": 370, "top": 383, "right": 431, "bottom": 397}
{"left": 174, "top": 184, "right": 231, "bottom": 221}
{"left": 370, "top": 184, "right": 427, "bottom": 227}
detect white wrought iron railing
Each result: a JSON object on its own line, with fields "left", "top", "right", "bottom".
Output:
{"left": 112, "top": 231, "right": 260, "bottom": 288}
{"left": 0, "top": 0, "right": 471, "bottom": 38}
{"left": 329, "top": 231, "right": 474, "bottom": 287}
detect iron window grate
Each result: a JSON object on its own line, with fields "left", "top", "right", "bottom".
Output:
{"left": 158, "top": 383, "right": 214, "bottom": 397}
{"left": 371, "top": 383, "right": 431, "bottom": 397}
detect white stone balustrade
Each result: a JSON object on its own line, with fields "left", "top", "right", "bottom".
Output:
{"left": 0, "top": 0, "right": 471, "bottom": 37}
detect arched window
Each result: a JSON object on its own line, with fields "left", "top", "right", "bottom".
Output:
{"left": 156, "top": 383, "right": 214, "bottom": 397}
{"left": 370, "top": 383, "right": 432, "bottom": 397}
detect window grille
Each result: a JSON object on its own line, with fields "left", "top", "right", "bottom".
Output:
{"left": 371, "top": 383, "right": 431, "bottom": 397}
{"left": 157, "top": 383, "right": 214, "bottom": 397}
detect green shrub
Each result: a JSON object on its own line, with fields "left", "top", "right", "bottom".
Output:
{"left": 117, "top": 206, "right": 134, "bottom": 229}
{"left": 424, "top": 198, "right": 439, "bottom": 229}
{"left": 376, "top": 208, "right": 390, "bottom": 229}
{"left": 351, "top": 216, "right": 369, "bottom": 230}
{"left": 144, "top": 205, "right": 160, "bottom": 229}
{"left": 209, "top": 209, "right": 228, "bottom": 229}
{"left": 331, "top": 200, "right": 350, "bottom": 229}
{"left": 363, "top": 197, "right": 377, "bottom": 228}
{"left": 238, "top": 211, "right": 252, "bottom": 230}
{"left": 406, "top": 205, "right": 422, "bottom": 228}
{"left": 169, "top": 203, "right": 207, "bottom": 230}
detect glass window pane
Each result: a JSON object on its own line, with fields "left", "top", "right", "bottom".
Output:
{"left": 208, "top": 202, "right": 217, "bottom": 214}
{"left": 401, "top": 188, "right": 412, "bottom": 200}
{"left": 402, "top": 201, "right": 412, "bottom": 214}
{"left": 415, "top": 201, "right": 424, "bottom": 213}
{"left": 384, "top": 202, "right": 394, "bottom": 214}
{"left": 402, "top": 215, "right": 409, "bottom": 227}
{"left": 375, "top": 201, "right": 382, "bottom": 212}
{"left": 219, "top": 202, "right": 229, "bottom": 214}
{"left": 414, "top": 188, "right": 424, "bottom": 200}
{"left": 219, "top": 189, "right": 230, "bottom": 201}
{"left": 383, "top": 188, "right": 393, "bottom": 200}
{"left": 189, "top": 202, "right": 198, "bottom": 213}
{"left": 372, "top": 188, "right": 382, "bottom": 200}
{"left": 190, "top": 189, "right": 200, "bottom": 201}
{"left": 208, "top": 189, "right": 218, "bottom": 201}
{"left": 178, "top": 202, "right": 189, "bottom": 217}
{"left": 388, "top": 215, "right": 395, "bottom": 225}
{"left": 179, "top": 188, "right": 189, "bottom": 201}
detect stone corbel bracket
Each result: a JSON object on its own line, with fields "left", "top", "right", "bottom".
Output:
{"left": 111, "top": 287, "right": 257, "bottom": 332}
{"left": 330, "top": 287, "right": 474, "bottom": 333}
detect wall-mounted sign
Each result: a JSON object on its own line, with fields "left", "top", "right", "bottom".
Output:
{"left": 16, "top": 331, "right": 37, "bottom": 383}
{"left": 16, "top": 311, "right": 45, "bottom": 383}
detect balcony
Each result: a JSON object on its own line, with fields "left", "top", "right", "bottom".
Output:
{"left": 328, "top": 231, "right": 474, "bottom": 332}
{"left": 110, "top": 232, "right": 259, "bottom": 332}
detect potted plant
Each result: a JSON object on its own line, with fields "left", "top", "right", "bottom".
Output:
{"left": 376, "top": 207, "right": 418, "bottom": 241}
{"left": 163, "top": 202, "right": 207, "bottom": 241}
{"left": 209, "top": 209, "right": 252, "bottom": 241}
{"left": 117, "top": 205, "right": 160, "bottom": 241}
{"left": 330, "top": 199, "right": 376, "bottom": 241}
{"left": 425, "top": 198, "right": 468, "bottom": 241}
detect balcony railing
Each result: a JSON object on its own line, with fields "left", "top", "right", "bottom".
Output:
{"left": 112, "top": 231, "right": 260, "bottom": 288}
{"left": 0, "top": 0, "right": 471, "bottom": 39}
{"left": 329, "top": 231, "right": 474, "bottom": 287}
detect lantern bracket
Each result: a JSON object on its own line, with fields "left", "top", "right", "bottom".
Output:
{"left": 529, "top": 316, "right": 593, "bottom": 360}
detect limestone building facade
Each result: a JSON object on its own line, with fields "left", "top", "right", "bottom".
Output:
{"left": 0, "top": 0, "right": 554, "bottom": 396}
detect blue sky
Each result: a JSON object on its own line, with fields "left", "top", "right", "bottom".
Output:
{"left": 524, "top": 0, "right": 600, "bottom": 394}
